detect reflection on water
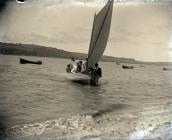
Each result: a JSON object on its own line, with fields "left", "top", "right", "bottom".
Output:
{"left": 0, "top": 55, "right": 172, "bottom": 139}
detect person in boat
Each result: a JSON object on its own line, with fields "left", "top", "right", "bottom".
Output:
{"left": 83, "top": 58, "right": 88, "bottom": 70}
{"left": 70, "top": 57, "right": 77, "bottom": 73}
{"left": 66, "top": 64, "right": 71, "bottom": 73}
{"left": 76, "top": 61, "right": 82, "bottom": 73}
{"left": 94, "top": 63, "right": 102, "bottom": 78}
{"left": 90, "top": 63, "right": 102, "bottom": 85}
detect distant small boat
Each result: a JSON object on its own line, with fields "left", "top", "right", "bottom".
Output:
{"left": 122, "top": 65, "right": 134, "bottom": 69}
{"left": 20, "top": 58, "right": 42, "bottom": 65}
{"left": 163, "top": 67, "right": 172, "bottom": 70}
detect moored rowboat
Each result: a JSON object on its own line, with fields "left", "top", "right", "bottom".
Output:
{"left": 19, "top": 58, "right": 42, "bottom": 65}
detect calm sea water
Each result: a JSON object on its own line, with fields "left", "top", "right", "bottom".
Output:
{"left": 0, "top": 55, "right": 172, "bottom": 139}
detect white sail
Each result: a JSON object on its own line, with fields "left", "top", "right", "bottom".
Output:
{"left": 88, "top": 0, "right": 113, "bottom": 68}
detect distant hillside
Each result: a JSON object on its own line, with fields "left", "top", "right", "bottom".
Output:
{"left": 1, "top": 42, "right": 171, "bottom": 65}
{"left": 0, "top": 42, "right": 137, "bottom": 63}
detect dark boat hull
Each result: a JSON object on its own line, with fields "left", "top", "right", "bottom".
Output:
{"left": 163, "top": 67, "right": 172, "bottom": 70}
{"left": 20, "top": 58, "right": 42, "bottom": 65}
{"left": 122, "top": 65, "right": 134, "bottom": 69}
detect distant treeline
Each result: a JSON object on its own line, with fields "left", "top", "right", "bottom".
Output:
{"left": 0, "top": 42, "right": 171, "bottom": 65}
{"left": 0, "top": 42, "right": 136, "bottom": 63}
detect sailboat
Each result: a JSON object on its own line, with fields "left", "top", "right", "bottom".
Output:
{"left": 87, "top": 0, "right": 113, "bottom": 68}
{"left": 66, "top": 0, "right": 113, "bottom": 85}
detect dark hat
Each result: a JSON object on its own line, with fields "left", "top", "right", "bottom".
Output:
{"left": 95, "top": 63, "right": 98, "bottom": 67}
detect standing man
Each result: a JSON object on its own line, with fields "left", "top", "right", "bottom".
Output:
{"left": 90, "top": 63, "right": 102, "bottom": 85}
{"left": 94, "top": 63, "right": 102, "bottom": 78}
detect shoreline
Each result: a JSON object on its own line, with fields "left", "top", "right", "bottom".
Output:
{"left": 0, "top": 54, "right": 172, "bottom": 67}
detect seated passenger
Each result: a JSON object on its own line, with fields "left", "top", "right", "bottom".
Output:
{"left": 71, "top": 65, "right": 77, "bottom": 73}
{"left": 66, "top": 64, "right": 71, "bottom": 73}
{"left": 70, "top": 57, "right": 77, "bottom": 73}
{"left": 76, "top": 61, "right": 82, "bottom": 73}
{"left": 83, "top": 58, "right": 88, "bottom": 70}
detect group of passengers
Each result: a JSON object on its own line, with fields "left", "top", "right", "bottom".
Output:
{"left": 66, "top": 57, "right": 101, "bottom": 77}
{"left": 66, "top": 57, "right": 88, "bottom": 73}
{"left": 66, "top": 57, "right": 102, "bottom": 85}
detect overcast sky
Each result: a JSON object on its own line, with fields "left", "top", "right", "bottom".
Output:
{"left": 0, "top": 0, "right": 172, "bottom": 62}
